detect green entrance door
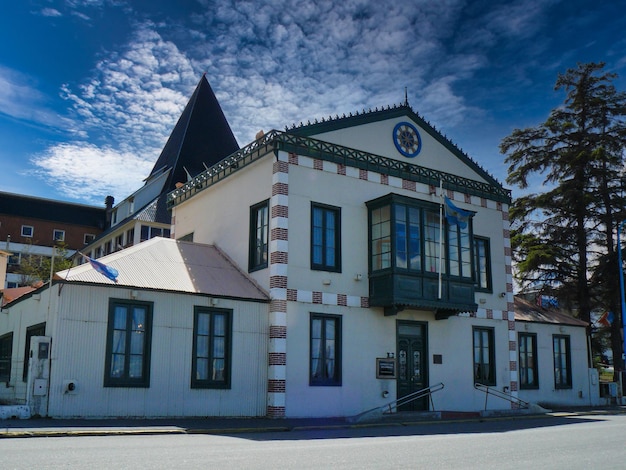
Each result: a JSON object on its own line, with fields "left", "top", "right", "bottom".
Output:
{"left": 397, "top": 321, "right": 428, "bottom": 411}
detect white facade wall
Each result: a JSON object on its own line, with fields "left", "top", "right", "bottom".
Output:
{"left": 312, "top": 116, "right": 490, "bottom": 183}
{"left": 172, "top": 157, "right": 274, "bottom": 289}
{"left": 516, "top": 321, "right": 598, "bottom": 408}
{"left": 0, "top": 284, "right": 268, "bottom": 418}
{"left": 0, "top": 290, "right": 50, "bottom": 405}
{"left": 279, "top": 153, "right": 513, "bottom": 416}
{"left": 283, "top": 303, "right": 512, "bottom": 417}
{"left": 171, "top": 114, "right": 516, "bottom": 417}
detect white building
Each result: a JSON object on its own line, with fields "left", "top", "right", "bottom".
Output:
{"left": 0, "top": 237, "right": 269, "bottom": 418}
{"left": 514, "top": 297, "right": 598, "bottom": 408}
{"left": 0, "top": 79, "right": 599, "bottom": 419}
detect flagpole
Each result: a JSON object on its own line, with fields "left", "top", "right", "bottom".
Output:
{"left": 438, "top": 179, "right": 443, "bottom": 299}
{"left": 46, "top": 245, "right": 55, "bottom": 320}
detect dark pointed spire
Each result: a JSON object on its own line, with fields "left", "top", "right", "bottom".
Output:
{"left": 148, "top": 75, "right": 240, "bottom": 191}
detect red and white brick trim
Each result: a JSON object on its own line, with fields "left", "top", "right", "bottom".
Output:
{"left": 267, "top": 152, "right": 290, "bottom": 418}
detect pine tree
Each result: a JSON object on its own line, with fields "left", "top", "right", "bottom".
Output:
{"left": 501, "top": 62, "right": 626, "bottom": 371}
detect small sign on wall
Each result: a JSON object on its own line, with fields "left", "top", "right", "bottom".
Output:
{"left": 376, "top": 358, "right": 397, "bottom": 379}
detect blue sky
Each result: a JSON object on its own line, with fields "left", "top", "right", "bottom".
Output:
{"left": 1, "top": 0, "right": 625, "bottom": 206}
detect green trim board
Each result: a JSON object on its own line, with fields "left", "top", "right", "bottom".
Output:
{"left": 168, "top": 130, "right": 511, "bottom": 209}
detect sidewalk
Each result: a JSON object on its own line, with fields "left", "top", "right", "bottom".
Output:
{"left": 3, "top": 406, "right": 626, "bottom": 439}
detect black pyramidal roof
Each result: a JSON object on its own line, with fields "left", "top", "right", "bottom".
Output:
{"left": 148, "top": 75, "right": 240, "bottom": 192}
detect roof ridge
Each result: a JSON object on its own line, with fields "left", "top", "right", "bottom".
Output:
{"left": 285, "top": 102, "right": 408, "bottom": 130}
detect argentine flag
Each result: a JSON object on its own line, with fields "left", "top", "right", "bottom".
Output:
{"left": 444, "top": 196, "right": 473, "bottom": 229}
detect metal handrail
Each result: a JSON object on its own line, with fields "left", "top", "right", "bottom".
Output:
{"left": 474, "top": 383, "right": 529, "bottom": 410}
{"left": 348, "top": 382, "right": 445, "bottom": 423}
{"left": 382, "top": 382, "right": 445, "bottom": 415}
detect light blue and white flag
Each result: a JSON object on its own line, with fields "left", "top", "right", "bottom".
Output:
{"left": 79, "top": 252, "right": 119, "bottom": 283}
{"left": 444, "top": 196, "right": 472, "bottom": 229}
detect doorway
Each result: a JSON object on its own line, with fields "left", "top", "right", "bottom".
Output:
{"left": 397, "top": 321, "right": 428, "bottom": 411}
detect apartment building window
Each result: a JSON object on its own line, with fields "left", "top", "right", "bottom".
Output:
{"left": 311, "top": 203, "right": 341, "bottom": 272}
{"left": 249, "top": 200, "right": 269, "bottom": 272}
{"left": 21, "top": 225, "right": 33, "bottom": 237}
{"left": 474, "top": 237, "right": 492, "bottom": 291}
{"left": 84, "top": 233, "right": 95, "bottom": 245}
{"left": 191, "top": 308, "right": 231, "bottom": 389}
{"left": 104, "top": 299, "right": 153, "bottom": 387}
{"left": 519, "top": 333, "right": 538, "bottom": 389}
{"left": 553, "top": 335, "right": 572, "bottom": 389}
{"left": 310, "top": 313, "right": 342, "bottom": 386}
{"left": 115, "top": 234, "right": 124, "bottom": 251}
{"left": 0, "top": 333, "right": 13, "bottom": 382}
{"left": 473, "top": 327, "right": 495, "bottom": 386}
{"left": 53, "top": 229, "right": 65, "bottom": 242}
{"left": 140, "top": 225, "right": 170, "bottom": 242}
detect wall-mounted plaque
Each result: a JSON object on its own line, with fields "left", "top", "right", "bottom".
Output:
{"left": 376, "top": 358, "right": 397, "bottom": 379}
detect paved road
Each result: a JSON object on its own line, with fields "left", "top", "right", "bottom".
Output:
{"left": 2, "top": 414, "right": 626, "bottom": 469}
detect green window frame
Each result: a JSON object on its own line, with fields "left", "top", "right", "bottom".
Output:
{"left": 474, "top": 236, "right": 492, "bottom": 292}
{"left": 473, "top": 327, "right": 495, "bottom": 386}
{"left": 553, "top": 335, "right": 572, "bottom": 389}
{"left": 0, "top": 332, "right": 13, "bottom": 382}
{"left": 519, "top": 332, "right": 538, "bottom": 389}
{"left": 104, "top": 299, "right": 153, "bottom": 387}
{"left": 395, "top": 204, "right": 422, "bottom": 270}
{"left": 368, "top": 195, "right": 473, "bottom": 279}
{"left": 371, "top": 205, "right": 392, "bottom": 270}
{"left": 448, "top": 220, "right": 472, "bottom": 278}
{"left": 311, "top": 203, "right": 341, "bottom": 272}
{"left": 310, "top": 313, "right": 342, "bottom": 386}
{"left": 23, "top": 322, "right": 46, "bottom": 382}
{"left": 191, "top": 307, "right": 232, "bottom": 389}
{"left": 249, "top": 200, "right": 269, "bottom": 272}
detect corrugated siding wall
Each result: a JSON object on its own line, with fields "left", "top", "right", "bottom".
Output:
{"left": 48, "top": 285, "right": 268, "bottom": 418}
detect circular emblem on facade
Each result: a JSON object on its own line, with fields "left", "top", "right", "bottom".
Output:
{"left": 393, "top": 122, "right": 422, "bottom": 158}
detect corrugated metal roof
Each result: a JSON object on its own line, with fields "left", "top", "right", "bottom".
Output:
{"left": 1, "top": 286, "right": 36, "bottom": 307}
{"left": 55, "top": 237, "right": 268, "bottom": 302}
{"left": 514, "top": 297, "right": 588, "bottom": 327}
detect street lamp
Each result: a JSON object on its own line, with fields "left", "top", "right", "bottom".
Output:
{"left": 617, "top": 220, "right": 626, "bottom": 392}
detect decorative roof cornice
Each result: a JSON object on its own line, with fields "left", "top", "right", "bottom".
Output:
{"left": 287, "top": 103, "right": 503, "bottom": 190}
{"left": 167, "top": 130, "right": 511, "bottom": 209}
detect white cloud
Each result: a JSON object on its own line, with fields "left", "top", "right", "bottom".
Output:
{"left": 29, "top": 143, "right": 153, "bottom": 202}
{"left": 0, "top": 66, "right": 71, "bottom": 130}
{"left": 33, "top": 24, "right": 198, "bottom": 202}
{"left": 31, "top": 0, "right": 560, "bottom": 203}
{"left": 40, "top": 8, "right": 62, "bottom": 17}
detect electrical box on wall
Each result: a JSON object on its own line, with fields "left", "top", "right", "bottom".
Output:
{"left": 33, "top": 379, "right": 47, "bottom": 396}
{"left": 26, "top": 336, "right": 52, "bottom": 417}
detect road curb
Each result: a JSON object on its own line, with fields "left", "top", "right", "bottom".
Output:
{"left": 3, "top": 408, "right": 626, "bottom": 439}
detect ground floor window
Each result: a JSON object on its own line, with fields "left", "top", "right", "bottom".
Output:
{"left": 104, "top": 299, "right": 153, "bottom": 387}
{"left": 310, "top": 313, "right": 342, "bottom": 386}
{"left": 473, "top": 327, "right": 495, "bottom": 386}
{"left": 553, "top": 335, "right": 572, "bottom": 389}
{"left": 0, "top": 332, "right": 13, "bottom": 382}
{"left": 519, "top": 333, "right": 538, "bottom": 389}
{"left": 192, "top": 307, "right": 232, "bottom": 389}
